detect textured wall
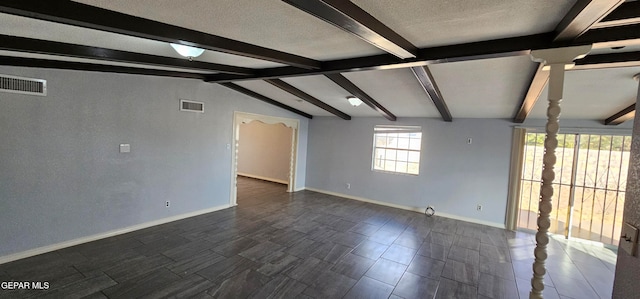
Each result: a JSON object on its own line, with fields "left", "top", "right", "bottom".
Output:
{"left": 306, "top": 117, "right": 633, "bottom": 227}
{"left": 306, "top": 117, "right": 514, "bottom": 226}
{"left": 238, "top": 121, "right": 293, "bottom": 183}
{"left": 612, "top": 86, "right": 640, "bottom": 298}
{"left": 0, "top": 66, "right": 309, "bottom": 257}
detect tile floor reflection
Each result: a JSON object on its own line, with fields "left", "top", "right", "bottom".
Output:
{"left": 0, "top": 177, "right": 617, "bottom": 298}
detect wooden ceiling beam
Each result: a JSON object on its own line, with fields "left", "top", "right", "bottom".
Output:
{"left": 514, "top": 51, "right": 640, "bottom": 123}
{"left": 265, "top": 79, "right": 351, "bottom": 120}
{"left": 513, "top": 64, "right": 549, "bottom": 123}
{"left": 604, "top": 103, "right": 636, "bottom": 125}
{"left": 207, "top": 24, "right": 640, "bottom": 83}
{"left": 592, "top": 1, "right": 640, "bottom": 29}
{"left": 206, "top": 33, "right": 553, "bottom": 83}
{"left": 0, "top": 0, "right": 320, "bottom": 69}
{"left": 410, "top": 66, "right": 452, "bottom": 122}
{"left": 575, "top": 23, "right": 640, "bottom": 44}
{"left": 573, "top": 51, "right": 640, "bottom": 70}
{"left": 283, "top": 0, "right": 417, "bottom": 59}
{"left": 0, "top": 35, "right": 254, "bottom": 76}
{"left": 325, "top": 73, "right": 396, "bottom": 121}
{"left": 0, "top": 56, "right": 210, "bottom": 80}
{"left": 554, "top": 0, "right": 624, "bottom": 42}
{"left": 514, "top": 0, "right": 624, "bottom": 123}
{"left": 219, "top": 83, "right": 313, "bottom": 119}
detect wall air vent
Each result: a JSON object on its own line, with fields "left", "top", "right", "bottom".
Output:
{"left": 180, "top": 99, "right": 204, "bottom": 113}
{"left": 0, "top": 74, "right": 46, "bottom": 96}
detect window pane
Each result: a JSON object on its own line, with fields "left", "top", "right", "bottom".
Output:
{"left": 408, "top": 151, "right": 420, "bottom": 163}
{"left": 374, "top": 148, "right": 385, "bottom": 160}
{"left": 384, "top": 160, "right": 396, "bottom": 171}
{"left": 409, "top": 138, "right": 421, "bottom": 150}
{"left": 398, "top": 138, "right": 410, "bottom": 149}
{"left": 373, "top": 159, "right": 384, "bottom": 170}
{"left": 397, "top": 150, "right": 408, "bottom": 161}
{"left": 386, "top": 149, "right": 397, "bottom": 160}
{"left": 408, "top": 163, "right": 419, "bottom": 174}
{"left": 375, "top": 135, "right": 387, "bottom": 147}
{"left": 372, "top": 126, "right": 421, "bottom": 175}
{"left": 387, "top": 135, "right": 398, "bottom": 148}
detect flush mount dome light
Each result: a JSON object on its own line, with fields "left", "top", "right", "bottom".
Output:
{"left": 170, "top": 43, "right": 205, "bottom": 60}
{"left": 347, "top": 96, "right": 363, "bottom": 107}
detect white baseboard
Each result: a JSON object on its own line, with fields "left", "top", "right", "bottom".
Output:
{"left": 237, "top": 173, "right": 288, "bottom": 185}
{"left": 305, "top": 188, "right": 505, "bottom": 229}
{"left": 0, "top": 204, "right": 232, "bottom": 265}
{"left": 431, "top": 211, "right": 506, "bottom": 229}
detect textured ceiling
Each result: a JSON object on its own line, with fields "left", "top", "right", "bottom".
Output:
{"left": 529, "top": 67, "right": 640, "bottom": 120}
{"left": 234, "top": 80, "right": 333, "bottom": 117}
{"left": 72, "top": 0, "right": 578, "bottom": 58}
{"left": 72, "top": 0, "right": 384, "bottom": 60}
{"left": 0, "top": 1, "right": 636, "bottom": 124}
{"left": 281, "top": 76, "right": 382, "bottom": 117}
{"left": 430, "top": 56, "right": 539, "bottom": 118}
{"left": 0, "top": 13, "right": 284, "bottom": 68}
{"left": 342, "top": 69, "right": 441, "bottom": 118}
{"left": 353, "top": 0, "right": 578, "bottom": 47}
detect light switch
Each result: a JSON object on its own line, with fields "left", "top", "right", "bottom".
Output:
{"left": 620, "top": 222, "right": 638, "bottom": 256}
{"left": 119, "top": 144, "right": 131, "bottom": 153}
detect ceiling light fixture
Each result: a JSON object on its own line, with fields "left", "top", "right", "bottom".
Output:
{"left": 347, "top": 96, "right": 363, "bottom": 107}
{"left": 170, "top": 43, "right": 205, "bottom": 61}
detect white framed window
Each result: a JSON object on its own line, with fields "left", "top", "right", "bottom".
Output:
{"left": 372, "top": 125, "right": 422, "bottom": 175}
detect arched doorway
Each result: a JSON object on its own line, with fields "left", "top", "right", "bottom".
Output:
{"left": 229, "top": 111, "right": 300, "bottom": 206}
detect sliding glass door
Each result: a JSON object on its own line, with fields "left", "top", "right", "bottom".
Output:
{"left": 517, "top": 132, "right": 631, "bottom": 245}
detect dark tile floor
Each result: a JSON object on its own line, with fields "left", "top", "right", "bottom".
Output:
{"left": 0, "top": 177, "right": 617, "bottom": 298}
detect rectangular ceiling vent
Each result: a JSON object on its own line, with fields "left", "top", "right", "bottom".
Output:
{"left": 180, "top": 99, "right": 204, "bottom": 113}
{"left": 0, "top": 74, "right": 47, "bottom": 96}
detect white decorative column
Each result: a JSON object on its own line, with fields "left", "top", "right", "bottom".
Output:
{"left": 528, "top": 45, "right": 591, "bottom": 299}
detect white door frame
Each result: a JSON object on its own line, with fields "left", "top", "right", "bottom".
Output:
{"left": 229, "top": 111, "right": 300, "bottom": 206}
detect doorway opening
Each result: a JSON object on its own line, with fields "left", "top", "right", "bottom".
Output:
{"left": 517, "top": 131, "right": 632, "bottom": 245}
{"left": 230, "top": 112, "right": 300, "bottom": 206}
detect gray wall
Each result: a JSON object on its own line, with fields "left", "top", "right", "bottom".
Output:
{"left": 0, "top": 66, "right": 309, "bottom": 257}
{"left": 305, "top": 117, "right": 514, "bottom": 226}
{"left": 305, "top": 117, "right": 634, "bottom": 227}
{"left": 238, "top": 121, "right": 293, "bottom": 183}
{"left": 612, "top": 89, "right": 640, "bottom": 298}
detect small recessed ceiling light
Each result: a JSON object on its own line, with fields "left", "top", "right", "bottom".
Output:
{"left": 347, "top": 96, "right": 363, "bottom": 107}
{"left": 170, "top": 43, "right": 205, "bottom": 60}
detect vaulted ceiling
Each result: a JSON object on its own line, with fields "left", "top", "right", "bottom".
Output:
{"left": 1, "top": 0, "right": 639, "bottom": 125}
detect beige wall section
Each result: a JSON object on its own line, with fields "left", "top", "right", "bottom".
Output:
{"left": 237, "top": 121, "right": 293, "bottom": 184}
{"left": 613, "top": 87, "right": 640, "bottom": 298}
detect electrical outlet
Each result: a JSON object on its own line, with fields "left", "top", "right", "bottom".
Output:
{"left": 476, "top": 204, "right": 482, "bottom": 211}
{"left": 166, "top": 201, "right": 170, "bottom": 208}
{"left": 346, "top": 183, "right": 351, "bottom": 189}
